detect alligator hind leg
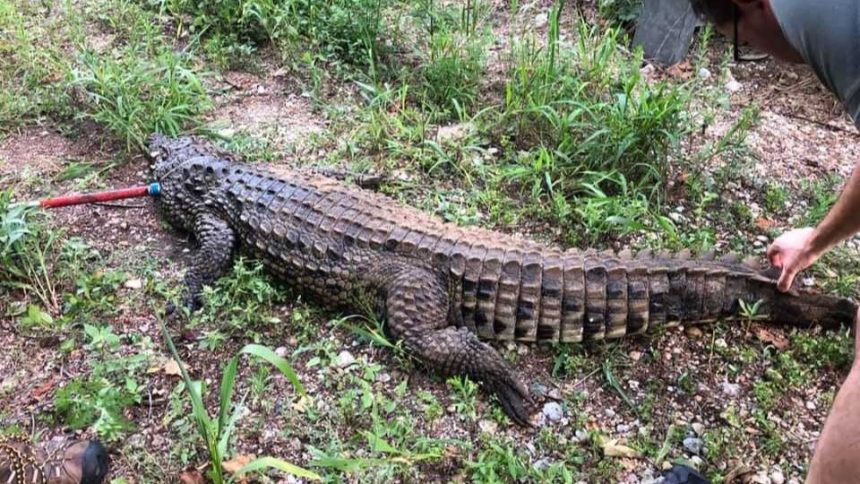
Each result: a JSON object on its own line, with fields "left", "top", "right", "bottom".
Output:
{"left": 385, "top": 268, "right": 535, "bottom": 426}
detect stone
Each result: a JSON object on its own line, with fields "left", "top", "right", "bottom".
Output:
{"left": 124, "top": 278, "right": 143, "bottom": 290}
{"left": 698, "top": 67, "right": 712, "bottom": 79}
{"left": 683, "top": 437, "right": 704, "bottom": 454}
{"left": 274, "top": 346, "right": 288, "bottom": 358}
{"left": 770, "top": 469, "right": 786, "bottom": 484}
{"left": 542, "top": 402, "right": 564, "bottom": 422}
{"left": 691, "top": 422, "right": 705, "bottom": 436}
{"left": 335, "top": 350, "right": 356, "bottom": 368}
{"left": 605, "top": 408, "right": 617, "bottom": 418}
{"left": 478, "top": 419, "right": 498, "bottom": 435}
{"left": 726, "top": 78, "right": 743, "bottom": 93}
{"left": 806, "top": 400, "right": 816, "bottom": 410}
{"left": 721, "top": 381, "right": 741, "bottom": 397}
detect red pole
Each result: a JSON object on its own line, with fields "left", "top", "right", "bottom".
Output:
{"left": 37, "top": 184, "right": 160, "bottom": 209}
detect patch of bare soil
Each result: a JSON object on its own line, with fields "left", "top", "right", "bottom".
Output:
{"left": 732, "top": 57, "right": 860, "bottom": 182}
{"left": 208, "top": 70, "right": 326, "bottom": 158}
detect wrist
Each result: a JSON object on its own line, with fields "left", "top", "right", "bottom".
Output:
{"left": 806, "top": 227, "right": 831, "bottom": 259}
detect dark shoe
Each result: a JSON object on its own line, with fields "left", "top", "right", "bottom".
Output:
{"left": 0, "top": 434, "right": 109, "bottom": 484}
{"left": 662, "top": 464, "right": 710, "bottom": 484}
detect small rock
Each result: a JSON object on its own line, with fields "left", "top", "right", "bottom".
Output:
{"left": 668, "top": 212, "right": 686, "bottom": 223}
{"left": 533, "top": 12, "right": 548, "bottom": 28}
{"left": 542, "top": 402, "right": 564, "bottom": 423}
{"left": 751, "top": 470, "right": 772, "bottom": 484}
{"left": 726, "top": 78, "right": 743, "bottom": 93}
{"left": 616, "top": 424, "right": 630, "bottom": 433}
{"left": 628, "top": 380, "right": 640, "bottom": 391}
{"left": 715, "top": 338, "right": 728, "bottom": 348}
{"left": 689, "top": 455, "right": 704, "bottom": 467}
{"left": 517, "top": 344, "right": 529, "bottom": 356}
{"left": 533, "top": 457, "right": 551, "bottom": 471}
{"left": 478, "top": 419, "right": 498, "bottom": 435}
{"left": 691, "top": 422, "right": 705, "bottom": 436}
{"left": 806, "top": 400, "right": 816, "bottom": 410}
{"left": 698, "top": 67, "right": 712, "bottom": 79}
{"left": 274, "top": 346, "right": 288, "bottom": 358}
{"left": 770, "top": 469, "right": 786, "bottom": 484}
{"left": 683, "top": 437, "right": 704, "bottom": 454}
{"left": 120, "top": 221, "right": 129, "bottom": 231}
{"left": 377, "top": 372, "right": 391, "bottom": 383}
{"left": 721, "top": 381, "right": 741, "bottom": 397}
{"left": 686, "top": 326, "right": 703, "bottom": 338}
{"left": 574, "top": 429, "right": 589, "bottom": 442}
{"left": 335, "top": 350, "right": 356, "bottom": 368}
{"left": 605, "top": 408, "right": 616, "bottom": 418}
{"left": 640, "top": 64, "right": 656, "bottom": 77}
{"left": 629, "top": 351, "right": 642, "bottom": 362}
{"left": 802, "top": 277, "right": 815, "bottom": 287}
{"left": 124, "top": 278, "right": 143, "bottom": 290}
{"left": 756, "top": 235, "right": 769, "bottom": 243}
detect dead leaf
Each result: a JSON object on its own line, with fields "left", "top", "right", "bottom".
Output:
{"left": 667, "top": 60, "right": 693, "bottom": 80}
{"left": 292, "top": 395, "right": 310, "bottom": 413}
{"left": 179, "top": 470, "right": 205, "bottom": 484}
{"left": 754, "top": 326, "right": 789, "bottom": 350}
{"left": 31, "top": 377, "right": 56, "bottom": 400}
{"left": 602, "top": 439, "right": 641, "bottom": 458}
{"left": 755, "top": 217, "right": 775, "bottom": 230}
{"left": 162, "top": 360, "right": 183, "bottom": 376}
{"left": 223, "top": 454, "right": 255, "bottom": 474}
{"left": 724, "top": 463, "right": 754, "bottom": 483}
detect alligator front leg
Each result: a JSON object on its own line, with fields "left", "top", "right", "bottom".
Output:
{"left": 181, "top": 213, "right": 235, "bottom": 311}
{"left": 385, "top": 268, "right": 535, "bottom": 426}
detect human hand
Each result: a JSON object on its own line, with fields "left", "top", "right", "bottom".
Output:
{"left": 766, "top": 227, "right": 821, "bottom": 292}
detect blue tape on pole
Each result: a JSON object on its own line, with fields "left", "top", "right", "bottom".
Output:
{"left": 148, "top": 183, "right": 161, "bottom": 196}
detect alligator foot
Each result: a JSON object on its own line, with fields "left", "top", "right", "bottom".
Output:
{"left": 385, "top": 269, "right": 536, "bottom": 426}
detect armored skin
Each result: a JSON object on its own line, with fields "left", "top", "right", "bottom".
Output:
{"left": 147, "top": 134, "right": 858, "bottom": 425}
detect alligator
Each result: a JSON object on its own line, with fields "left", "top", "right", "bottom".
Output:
{"left": 0, "top": 434, "right": 109, "bottom": 484}
{"left": 147, "top": 134, "right": 858, "bottom": 425}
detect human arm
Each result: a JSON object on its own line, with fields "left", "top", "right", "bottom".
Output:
{"left": 767, "top": 158, "right": 860, "bottom": 291}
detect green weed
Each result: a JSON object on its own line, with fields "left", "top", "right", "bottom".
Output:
{"left": 160, "top": 316, "right": 317, "bottom": 483}
{"left": 70, "top": 46, "right": 210, "bottom": 151}
{"left": 194, "top": 258, "right": 285, "bottom": 334}
{"left": 0, "top": 191, "right": 63, "bottom": 314}
{"left": 54, "top": 330, "right": 154, "bottom": 442}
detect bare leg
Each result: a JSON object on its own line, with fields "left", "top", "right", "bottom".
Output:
{"left": 805, "top": 308, "right": 860, "bottom": 483}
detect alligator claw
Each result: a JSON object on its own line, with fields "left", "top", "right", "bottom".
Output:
{"left": 491, "top": 377, "right": 536, "bottom": 427}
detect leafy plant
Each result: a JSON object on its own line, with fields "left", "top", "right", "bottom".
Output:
{"left": 0, "top": 191, "right": 63, "bottom": 313}
{"left": 160, "top": 317, "right": 318, "bottom": 483}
